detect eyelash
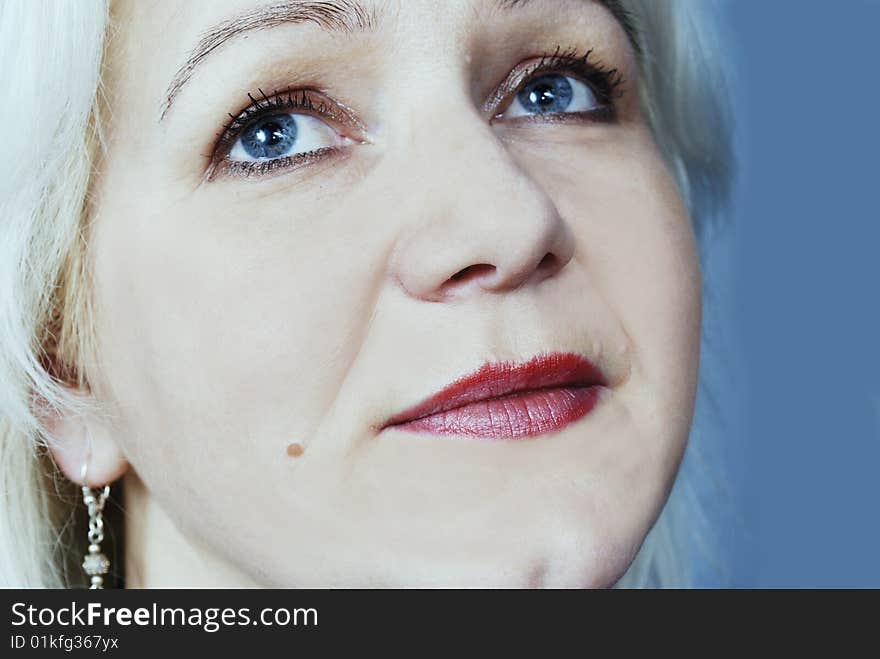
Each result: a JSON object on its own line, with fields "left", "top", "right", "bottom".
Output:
{"left": 208, "top": 88, "right": 355, "bottom": 180}
{"left": 496, "top": 46, "right": 625, "bottom": 121}
{"left": 208, "top": 46, "right": 625, "bottom": 180}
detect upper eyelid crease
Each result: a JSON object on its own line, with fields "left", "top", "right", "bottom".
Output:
{"left": 214, "top": 87, "right": 355, "bottom": 155}
{"left": 483, "top": 46, "right": 623, "bottom": 115}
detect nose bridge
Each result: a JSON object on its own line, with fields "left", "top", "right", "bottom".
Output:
{"left": 388, "top": 100, "right": 575, "bottom": 302}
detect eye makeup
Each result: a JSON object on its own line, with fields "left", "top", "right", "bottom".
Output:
{"left": 206, "top": 45, "right": 626, "bottom": 182}
{"left": 485, "top": 45, "right": 625, "bottom": 123}
{"left": 205, "top": 87, "right": 366, "bottom": 181}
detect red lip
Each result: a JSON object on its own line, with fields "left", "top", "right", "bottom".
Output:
{"left": 380, "top": 352, "right": 606, "bottom": 439}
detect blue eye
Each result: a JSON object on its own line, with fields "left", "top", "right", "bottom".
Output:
{"left": 500, "top": 73, "right": 601, "bottom": 119}
{"left": 518, "top": 74, "right": 574, "bottom": 114}
{"left": 228, "top": 111, "right": 343, "bottom": 162}
{"left": 239, "top": 114, "right": 298, "bottom": 159}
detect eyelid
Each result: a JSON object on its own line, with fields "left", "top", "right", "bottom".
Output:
{"left": 206, "top": 146, "right": 350, "bottom": 183}
{"left": 483, "top": 46, "right": 623, "bottom": 118}
{"left": 210, "top": 87, "right": 366, "bottom": 166}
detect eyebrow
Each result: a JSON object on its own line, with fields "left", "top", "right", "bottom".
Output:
{"left": 159, "top": 0, "right": 638, "bottom": 122}
{"left": 159, "top": 0, "right": 379, "bottom": 121}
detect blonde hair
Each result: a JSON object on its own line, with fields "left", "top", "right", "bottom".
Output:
{"left": 0, "top": 0, "right": 733, "bottom": 587}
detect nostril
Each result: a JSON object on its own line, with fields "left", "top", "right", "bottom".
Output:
{"left": 537, "top": 252, "right": 557, "bottom": 271}
{"left": 443, "top": 263, "right": 496, "bottom": 291}
{"left": 449, "top": 263, "right": 495, "bottom": 282}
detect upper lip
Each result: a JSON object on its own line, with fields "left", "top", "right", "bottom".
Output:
{"left": 380, "top": 351, "right": 607, "bottom": 429}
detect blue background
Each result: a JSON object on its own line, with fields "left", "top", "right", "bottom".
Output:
{"left": 700, "top": 0, "right": 880, "bottom": 586}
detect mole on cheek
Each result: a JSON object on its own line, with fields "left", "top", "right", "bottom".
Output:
{"left": 286, "top": 442, "right": 305, "bottom": 458}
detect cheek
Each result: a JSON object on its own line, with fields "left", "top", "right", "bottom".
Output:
{"left": 87, "top": 167, "right": 385, "bottom": 483}
{"left": 597, "top": 162, "right": 699, "bottom": 482}
{"left": 523, "top": 134, "right": 702, "bottom": 560}
{"left": 547, "top": 134, "right": 702, "bottom": 420}
{"left": 603, "top": 167, "right": 701, "bottom": 437}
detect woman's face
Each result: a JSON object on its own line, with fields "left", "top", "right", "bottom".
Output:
{"left": 88, "top": 0, "right": 700, "bottom": 586}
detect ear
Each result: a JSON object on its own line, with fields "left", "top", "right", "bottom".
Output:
{"left": 38, "top": 390, "right": 129, "bottom": 488}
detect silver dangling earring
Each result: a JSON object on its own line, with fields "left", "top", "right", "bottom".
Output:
{"left": 80, "top": 461, "right": 111, "bottom": 589}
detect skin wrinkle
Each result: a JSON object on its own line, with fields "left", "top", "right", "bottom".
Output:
{"left": 317, "top": 238, "right": 388, "bottom": 451}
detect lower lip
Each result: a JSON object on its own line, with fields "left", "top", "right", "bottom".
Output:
{"left": 389, "top": 385, "right": 602, "bottom": 439}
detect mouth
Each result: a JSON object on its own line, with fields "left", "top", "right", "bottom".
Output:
{"left": 379, "top": 351, "right": 607, "bottom": 440}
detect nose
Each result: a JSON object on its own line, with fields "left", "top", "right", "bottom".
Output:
{"left": 388, "top": 111, "right": 576, "bottom": 302}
